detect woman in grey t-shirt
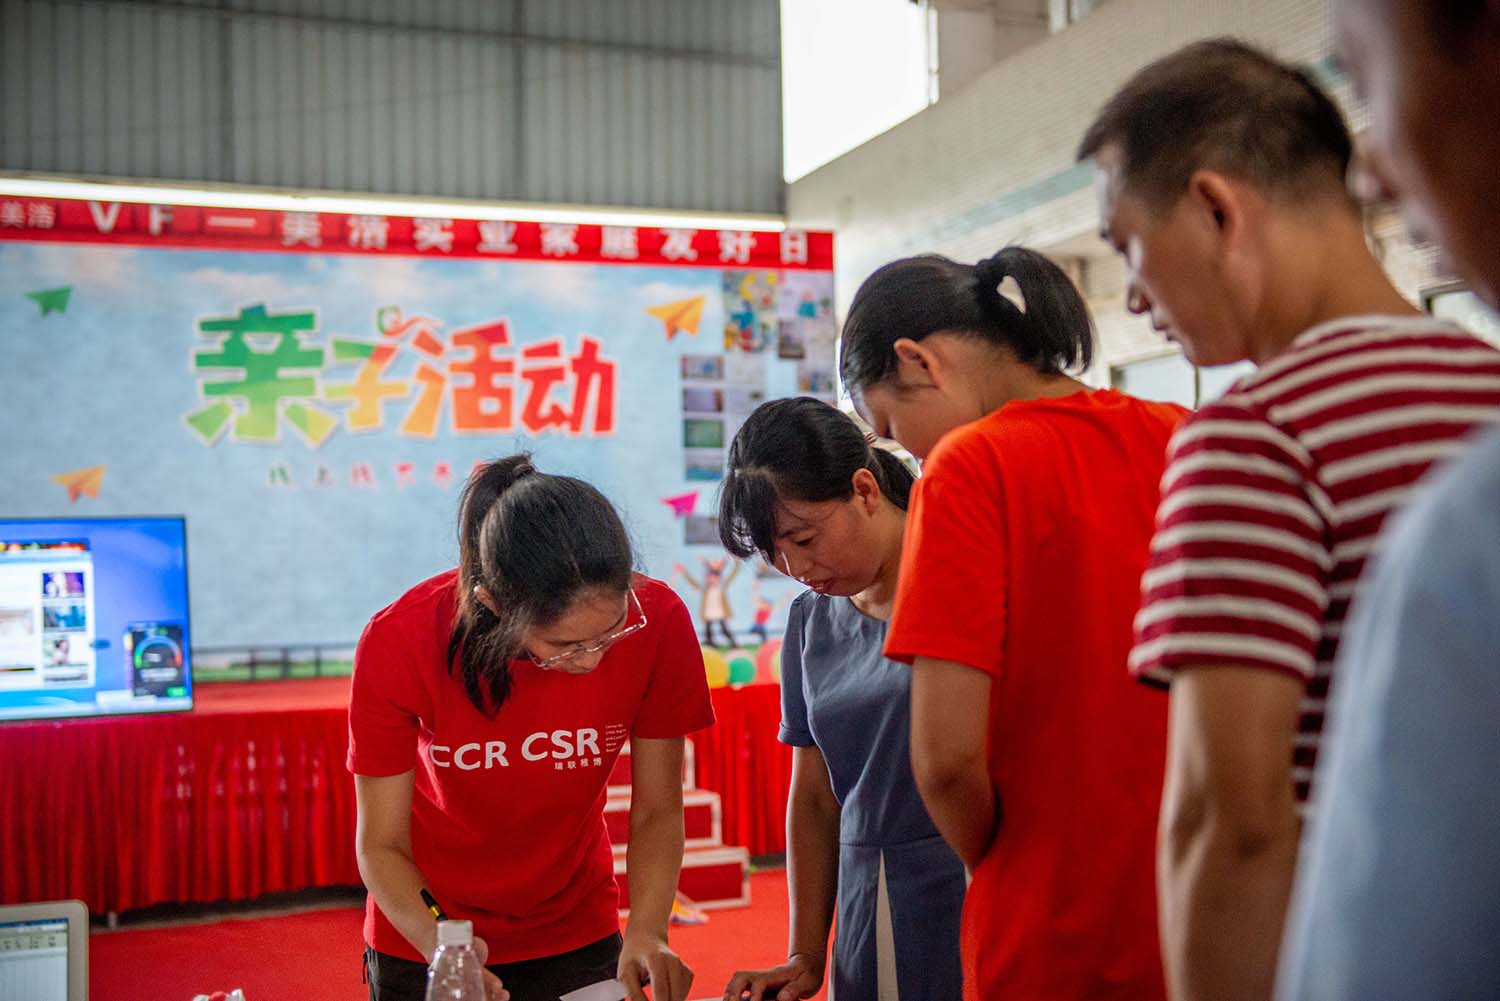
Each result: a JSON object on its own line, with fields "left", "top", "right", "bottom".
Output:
{"left": 717, "top": 397, "right": 966, "bottom": 1001}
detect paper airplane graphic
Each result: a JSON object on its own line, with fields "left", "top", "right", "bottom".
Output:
{"left": 27, "top": 286, "right": 72, "bottom": 316}
{"left": 661, "top": 490, "right": 699, "bottom": 518}
{"left": 51, "top": 465, "right": 105, "bottom": 503}
{"left": 645, "top": 296, "right": 705, "bottom": 340}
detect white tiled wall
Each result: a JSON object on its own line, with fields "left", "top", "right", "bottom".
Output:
{"left": 788, "top": 0, "right": 1452, "bottom": 382}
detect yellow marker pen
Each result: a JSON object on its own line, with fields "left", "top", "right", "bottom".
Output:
{"left": 420, "top": 888, "right": 448, "bottom": 922}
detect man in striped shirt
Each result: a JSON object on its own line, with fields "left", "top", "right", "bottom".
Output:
{"left": 1078, "top": 40, "right": 1500, "bottom": 1001}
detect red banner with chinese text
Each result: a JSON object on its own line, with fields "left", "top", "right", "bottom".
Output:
{"left": 0, "top": 196, "right": 832, "bottom": 269}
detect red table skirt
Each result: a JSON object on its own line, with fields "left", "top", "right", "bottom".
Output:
{"left": 0, "top": 679, "right": 791, "bottom": 914}
{"left": 691, "top": 683, "right": 793, "bottom": 859}
{"left": 0, "top": 678, "right": 359, "bottom": 914}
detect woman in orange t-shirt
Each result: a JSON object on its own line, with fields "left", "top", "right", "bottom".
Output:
{"left": 840, "top": 247, "right": 1185, "bottom": 1000}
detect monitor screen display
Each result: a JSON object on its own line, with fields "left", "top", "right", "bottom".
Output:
{"left": 0, "top": 516, "right": 191, "bottom": 721}
{"left": 0, "top": 917, "right": 70, "bottom": 1000}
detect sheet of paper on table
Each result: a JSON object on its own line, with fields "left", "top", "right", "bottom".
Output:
{"left": 560, "top": 979, "right": 629, "bottom": 1001}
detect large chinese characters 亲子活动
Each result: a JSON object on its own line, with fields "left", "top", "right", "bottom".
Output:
{"left": 182, "top": 304, "right": 617, "bottom": 446}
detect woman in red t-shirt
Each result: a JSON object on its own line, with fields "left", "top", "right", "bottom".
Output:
{"left": 348, "top": 455, "right": 714, "bottom": 1001}
{"left": 840, "top": 247, "right": 1185, "bottom": 1000}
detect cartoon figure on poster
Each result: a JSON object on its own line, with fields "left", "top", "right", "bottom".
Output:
{"left": 674, "top": 557, "right": 742, "bottom": 646}
{"left": 748, "top": 577, "right": 793, "bottom": 645}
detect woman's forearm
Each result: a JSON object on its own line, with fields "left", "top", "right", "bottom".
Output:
{"left": 785, "top": 784, "right": 840, "bottom": 965}
{"left": 357, "top": 844, "right": 441, "bottom": 961}
{"left": 624, "top": 803, "right": 685, "bottom": 942}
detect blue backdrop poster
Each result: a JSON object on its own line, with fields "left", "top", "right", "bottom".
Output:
{"left": 0, "top": 200, "right": 836, "bottom": 657}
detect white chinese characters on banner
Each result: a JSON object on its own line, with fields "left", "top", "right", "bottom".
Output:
{"left": 719, "top": 230, "right": 755, "bottom": 265}
{"left": 600, "top": 226, "right": 640, "bottom": 260}
{"left": 281, "top": 212, "right": 322, "bottom": 247}
{"left": 478, "top": 221, "right": 519, "bottom": 254}
{"left": 780, "top": 230, "right": 809, "bottom": 265}
{"left": 26, "top": 203, "right": 56, "bottom": 229}
{"left": 541, "top": 224, "right": 580, "bottom": 257}
{"left": 414, "top": 218, "right": 455, "bottom": 253}
{"left": 660, "top": 228, "right": 699, "bottom": 262}
{"left": 347, "top": 215, "right": 390, "bottom": 250}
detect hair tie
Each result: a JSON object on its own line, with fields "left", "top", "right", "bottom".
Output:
{"left": 974, "top": 255, "right": 1007, "bottom": 291}
{"left": 975, "top": 254, "right": 1016, "bottom": 312}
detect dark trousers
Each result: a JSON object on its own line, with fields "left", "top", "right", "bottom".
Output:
{"left": 365, "top": 932, "right": 622, "bottom": 1001}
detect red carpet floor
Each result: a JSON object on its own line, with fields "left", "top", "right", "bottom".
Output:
{"left": 90, "top": 869, "right": 823, "bottom": 1001}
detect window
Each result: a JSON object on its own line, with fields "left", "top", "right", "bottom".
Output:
{"left": 781, "top": 0, "right": 934, "bottom": 181}
{"left": 1198, "top": 360, "right": 1256, "bottom": 405}
{"left": 1111, "top": 352, "right": 1194, "bottom": 408}
{"left": 1425, "top": 283, "right": 1500, "bottom": 347}
{"left": 1111, "top": 351, "right": 1255, "bottom": 409}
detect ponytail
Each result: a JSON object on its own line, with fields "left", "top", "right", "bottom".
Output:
{"left": 974, "top": 246, "right": 1094, "bottom": 373}
{"left": 869, "top": 447, "right": 915, "bottom": 510}
{"left": 840, "top": 245, "right": 1094, "bottom": 396}
{"left": 719, "top": 397, "right": 915, "bottom": 560}
{"left": 449, "top": 454, "right": 633, "bottom": 715}
{"left": 456, "top": 455, "right": 537, "bottom": 599}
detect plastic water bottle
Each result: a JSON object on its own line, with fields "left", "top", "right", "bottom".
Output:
{"left": 425, "top": 919, "right": 487, "bottom": 1001}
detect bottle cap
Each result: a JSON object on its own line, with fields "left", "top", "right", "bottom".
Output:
{"left": 436, "top": 919, "right": 473, "bottom": 948}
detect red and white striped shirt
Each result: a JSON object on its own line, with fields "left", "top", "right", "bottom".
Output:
{"left": 1131, "top": 315, "right": 1500, "bottom": 802}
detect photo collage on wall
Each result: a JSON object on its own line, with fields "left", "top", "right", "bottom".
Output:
{"left": 777, "top": 270, "right": 839, "bottom": 399}
{"left": 678, "top": 270, "right": 837, "bottom": 547}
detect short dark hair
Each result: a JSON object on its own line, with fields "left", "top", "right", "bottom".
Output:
{"left": 1425, "top": 1, "right": 1488, "bottom": 46}
{"left": 449, "top": 454, "right": 633, "bottom": 714}
{"left": 1077, "top": 38, "right": 1353, "bottom": 208}
{"left": 839, "top": 245, "right": 1094, "bottom": 398}
{"left": 717, "top": 397, "right": 915, "bottom": 561}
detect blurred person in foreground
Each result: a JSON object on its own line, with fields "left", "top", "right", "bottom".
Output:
{"left": 1277, "top": 3, "right": 1500, "bottom": 998}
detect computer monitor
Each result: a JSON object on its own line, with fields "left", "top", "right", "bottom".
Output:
{"left": 0, "top": 516, "right": 192, "bottom": 722}
{"left": 0, "top": 899, "right": 88, "bottom": 1001}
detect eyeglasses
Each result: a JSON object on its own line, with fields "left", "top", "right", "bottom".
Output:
{"left": 528, "top": 589, "right": 648, "bottom": 669}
